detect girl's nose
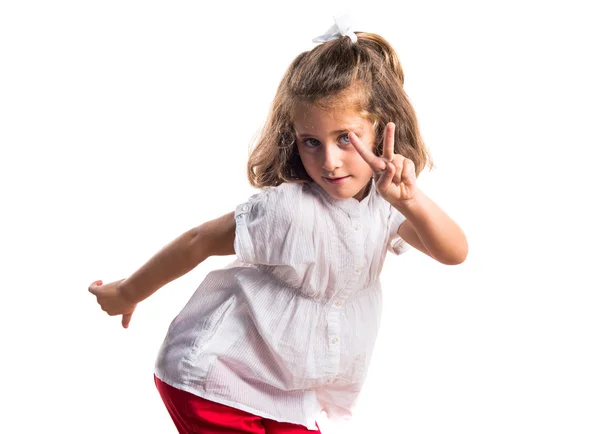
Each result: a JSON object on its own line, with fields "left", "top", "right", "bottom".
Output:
{"left": 321, "top": 144, "right": 342, "bottom": 172}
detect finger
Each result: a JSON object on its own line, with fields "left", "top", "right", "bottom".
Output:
{"left": 88, "top": 280, "right": 103, "bottom": 294}
{"left": 122, "top": 313, "right": 132, "bottom": 329}
{"left": 400, "top": 158, "right": 415, "bottom": 185}
{"left": 382, "top": 123, "right": 395, "bottom": 162}
{"left": 348, "top": 131, "right": 386, "bottom": 173}
{"left": 391, "top": 155, "right": 405, "bottom": 183}
{"left": 376, "top": 162, "right": 396, "bottom": 193}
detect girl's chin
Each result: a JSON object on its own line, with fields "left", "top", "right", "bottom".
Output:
{"left": 311, "top": 175, "right": 370, "bottom": 200}
{"left": 322, "top": 185, "right": 363, "bottom": 200}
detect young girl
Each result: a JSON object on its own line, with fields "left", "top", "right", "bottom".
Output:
{"left": 89, "top": 16, "right": 467, "bottom": 433}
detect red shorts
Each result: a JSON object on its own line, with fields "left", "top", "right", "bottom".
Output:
{"left": 154, "top": 375, "right": 321, "bottom": 433}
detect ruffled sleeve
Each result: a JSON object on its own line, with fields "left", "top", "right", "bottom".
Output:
{"left": 234, "top": 184, "right": 299, "bottom": 265}
{"left": 387, "top": 206, "right": 411, "bottom": 255}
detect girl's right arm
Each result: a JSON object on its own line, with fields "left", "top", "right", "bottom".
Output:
{"left": 89, "top": 212, "right": 235, "bottom": 327}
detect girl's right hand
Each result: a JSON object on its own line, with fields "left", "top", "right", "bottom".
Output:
{"left": 88, "top": 279, "right": 137, "bottom": 328}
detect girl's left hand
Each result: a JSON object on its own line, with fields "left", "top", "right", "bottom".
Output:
{"left": 349, "top": 122, "right": 417, "bottom": 204}
{"left": 88, "top": 279, "right": 136, "bottom": 328}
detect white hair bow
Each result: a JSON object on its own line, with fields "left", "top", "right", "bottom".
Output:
{"left": 312, "top": 14, "right": 358, "bottom": 44}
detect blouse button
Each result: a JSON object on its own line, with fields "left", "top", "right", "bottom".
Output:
{"left": 331, "top": 337, "right": 339, "bottom": 344}
{"left": 335, "top": 300, "right": 343, "bottom": 307}
{"left": 328, "top": 377, "right": 335, "bottom": 383}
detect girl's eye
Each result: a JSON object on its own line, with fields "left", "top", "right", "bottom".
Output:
{"left": 340, "top": 134, "right": 351, "bottom": 145}
{"left": 304, "top": 138, "right": 320, "bottom": 148}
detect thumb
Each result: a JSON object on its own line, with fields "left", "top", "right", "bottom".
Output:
{"left": 376, "top": 162, "right": 395, "bottom": 192}
{"left": 122, "top": 312, "right": 133, "bottom": 329}
{"left": 88, "top": 280, "right": 103, "bottom": 295}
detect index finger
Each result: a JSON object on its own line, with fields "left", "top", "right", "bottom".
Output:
{"left": 348, "top": 132, "right": 386, "bottom": 172}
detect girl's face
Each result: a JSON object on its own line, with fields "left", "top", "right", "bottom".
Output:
{"left": 293, "top": 102, "right": 376, "bottom": 200}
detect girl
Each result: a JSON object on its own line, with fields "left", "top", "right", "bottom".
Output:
{"left": 89, "top": 16, "right": 467, "bottom": 434}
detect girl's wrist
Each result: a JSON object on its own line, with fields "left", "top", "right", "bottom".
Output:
{"left": 117, "top": 278, "right": 138, "bottom": 304}
{"left": 392, "top": 188, "right": 425, "bottom": 215}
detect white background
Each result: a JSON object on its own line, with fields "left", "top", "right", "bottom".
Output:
{"left": 1, "top": 1, "right": 599, "bottom": 433}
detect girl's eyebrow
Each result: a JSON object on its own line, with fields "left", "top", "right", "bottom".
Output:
{"left": 296, "top": 126, "right": 364, "bottom": 138}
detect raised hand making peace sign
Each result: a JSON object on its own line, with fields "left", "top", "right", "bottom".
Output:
{"left": 349, "top": 122, "right": 417, "bottom": 204}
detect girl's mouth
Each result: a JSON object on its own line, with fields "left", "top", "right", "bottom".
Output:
{"left": 324, "top": 176, "right": 350, "bottom": 185}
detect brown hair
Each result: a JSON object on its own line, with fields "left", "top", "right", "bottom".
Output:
{"left": 247, "top": 32, "right": 433, "bottom": 188}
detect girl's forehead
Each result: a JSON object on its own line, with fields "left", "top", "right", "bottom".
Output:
{"left": 292, "top": 102, "right": 369, "bottom": 130}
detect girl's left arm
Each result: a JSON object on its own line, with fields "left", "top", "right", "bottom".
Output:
{"left": 395, "top": 188, "right": 467, "bottom": 265}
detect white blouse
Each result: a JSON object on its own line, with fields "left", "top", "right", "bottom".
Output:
{"left": 154, "top": 179, "right": 409, "bottom": 430}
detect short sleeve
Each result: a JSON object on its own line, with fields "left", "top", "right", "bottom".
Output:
{"left": 234, "top": 185, "right": 298, "bottom": 265}
{"left": 387, "top": 206, "right": 411, "bottom": 255}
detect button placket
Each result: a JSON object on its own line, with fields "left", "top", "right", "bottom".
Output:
{"left": 324, "top": 210, "right": 362, "bottom": 383}
{"left": 325, "top": 295, "right": 342, "bottom": 378}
